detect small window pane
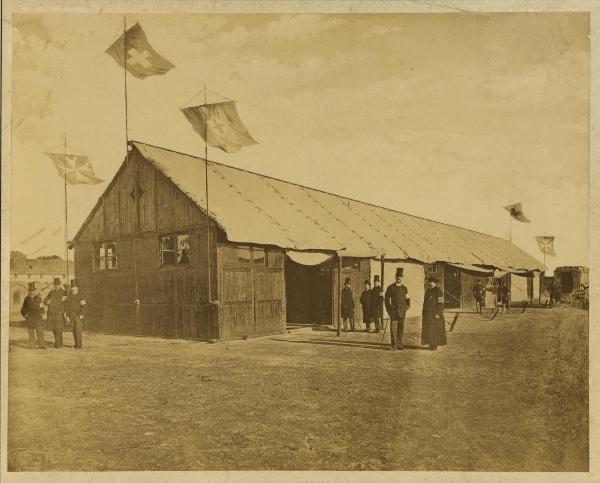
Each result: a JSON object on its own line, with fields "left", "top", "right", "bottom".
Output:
{"left": 238, "top": 247, "right": 251, "bottom": 264}
{"left": 253, "top": 248, "right": 265, "bottom": 265}
{"left": 177, "top": 235, "right": 190, "bottom": 265}
{"left": 161, "top": 236, "right": 175, "bottom": 251}
{"left": 106, "top": 243, "right": 117, "bottom": 270}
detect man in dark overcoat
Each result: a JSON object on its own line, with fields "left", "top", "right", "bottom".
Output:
{"left": 44, "top": 277, "right": 66, "bottom": 348}
{"left": 360, "top": 280, "right": 372, "bottom": 332}
{"left": 384, "top": 267, "right": 410, "bottom": 350}
{"left": 66, "top": 280, "right": 87, "bottom": 349}
{"left": 341, "top": 277, "right": 355, "bottom": 332}
{"left": 370, "top": 275, "right": 384, "bottom": 333}
{"left": 20, "top": 282, "right": 46, "bottom": 349}
{"left": 421, "top": 275, "right": 447, "bottom": 350}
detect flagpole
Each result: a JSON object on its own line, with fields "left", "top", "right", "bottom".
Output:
{"left": 204, "top": 84, "right": 213, "bottom": 306}
{"left": 508, "top": 198, "right": 512, "bottom": 243}
{"left": 64, "top": 133, "right": 69, "bottom": 288}
{"left": 122, "top": 15, "right": 141, "bottom": 321}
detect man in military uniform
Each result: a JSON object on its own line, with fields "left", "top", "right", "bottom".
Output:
{"left": 44, "top": 277, "right": 66, "bottom": 348}
{"left": 66, "top": 280, "right": 87, "bottom": 349}
{"left": 20, "top": 282, "right": 46, "bottom": 349}
{"left": 384, "top": 267, "right": 410, "bottom": 350}
{"left": 421, "top": 276, "right": 447, "bottom": 350}
{"left": 341, "top": 277, "right": 355, "bottom": 332}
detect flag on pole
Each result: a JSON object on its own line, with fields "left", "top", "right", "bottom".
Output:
{"left": 503, "top": 202, "right": 530, "bottom": 223}
{"left": 180, "top": 101, "right": 258, "bottom": 153}
{"left": 535, "top": 236, "right": 556, "bottom": 256}
{"left": 106, "top": 22, "right": 175, "bottom": 79}
{"left": 45, "top": 153, "right": 104, "bottom": 185}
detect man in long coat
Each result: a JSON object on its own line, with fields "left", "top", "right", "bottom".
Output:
{"left": 421, "top": 276, "right": 447, "bottom": 350}
{"left": 370, "top": 275, "right": 384, "bottom": 333}
{"left": 341, "top": 277, "right": 355, "bottom": 332}
{"left": 472, "top": 280, "right": 485, "bottom": 314}
{"left": 44, "top": 277, "right": 66, "bottom": 348}
{"left": 66, "top": 280, "right": 87, "bottom": 349}
{"left": 384, "top": 267, "right": 410, "bottom": 350}
{"left": 20, "top": 282, "right": 46, "bottom": 349}
{"left": 360, "top": 280, "right": 372, "bottom": 332}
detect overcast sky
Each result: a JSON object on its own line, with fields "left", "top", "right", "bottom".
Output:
{"left": 10, "top": 13, "right": 589, "bottom": 270}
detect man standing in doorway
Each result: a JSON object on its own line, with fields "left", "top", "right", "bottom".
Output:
{"left": 66, "top": 280, "right": 87, "bottom": 349}
{"left": 341, "top": 277, "right": 355, "bottom": 332}
{"left": 384, "top": 267, "right": 410, "bottom": 350}
{"left": 44, "top": 277, "right": 66, "bottom": 348}
{"left": 370, "top": 275, "right": 384, "bottom": 333}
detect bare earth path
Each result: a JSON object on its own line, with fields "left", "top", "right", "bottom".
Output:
{"left": 7, "top": 307, "right": 588, "bottom": 471}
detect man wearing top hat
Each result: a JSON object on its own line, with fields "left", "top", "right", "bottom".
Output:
{"left": 341, "top": 277, "right": 355, "bottom": 332}
{"left": 44, "top": 277, "right": 67, "bottom": 348}
{"left": 384, "top": 267, "right": 410, "bottom": 350}
{"left": 421, "top": 275, "right": 447, "bottom": 350}
{"left": 66, "top": 280, "right": 87, "bottom": 349}
{"left": 360, "top": 280, "right": 372, "bottom": 332}
{"left": 20, "top": 282, "right": 46, "bottom": 349}
{"left": 370, "top": 275, "right": 384, "bottom": 333}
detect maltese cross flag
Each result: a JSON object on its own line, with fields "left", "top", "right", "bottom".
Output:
{"left": 535, "top": 236, "right": 556, "bottom": 256}
{"left": 180, "top": 101, "right": 258, "bottom": 153}
{"left": 45, "top": 153, "right": 104, "bottom": 185}
{"left": 106, "top": 23, "right": 174, "bottom": 79}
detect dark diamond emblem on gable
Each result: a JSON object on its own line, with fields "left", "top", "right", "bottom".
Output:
{"left": 130, "top": 185, "right": 145, "bottom": 202}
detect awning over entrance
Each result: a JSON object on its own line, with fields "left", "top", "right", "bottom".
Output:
{"left": 447, "top": 263, "right": 493, "bottom": 276}
{"left": 286, "top": 250, "right": 334, "bottom": 266}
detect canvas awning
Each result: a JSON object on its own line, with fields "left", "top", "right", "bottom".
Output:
{"left": 286, "top": 250, "right": 334, "bottom": 266}
{"left": 447, "top": 263, "right": 493, "bottom": 276}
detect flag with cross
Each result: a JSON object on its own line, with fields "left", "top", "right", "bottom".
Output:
{"left": 180, "top": 101, "right": 258, "bottom": 153}
{"left": 45, "top": 152, "right": 104, "bottom": 185}
{"left": 105, "top": 22, "right": 174, "bottom": 79}
{"left": 535, "top": 236, "right": 556, "bottom": 256}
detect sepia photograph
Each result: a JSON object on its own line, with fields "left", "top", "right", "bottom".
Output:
{"left": 1, "top": 1, "right": 595, "bottom": 480}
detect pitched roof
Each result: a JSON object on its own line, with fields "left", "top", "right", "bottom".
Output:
{"left": 127, "top": 141, "right": 543, "bottom": 270}
{"left": 10, "top": 256, "right": 73, "bottom": 275}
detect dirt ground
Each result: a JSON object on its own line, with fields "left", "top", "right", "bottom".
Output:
{"left": 7, "top": 307, "right": 588, "bottom": 471}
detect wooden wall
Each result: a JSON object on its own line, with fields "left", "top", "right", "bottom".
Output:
{"left": 217, "top": 243, "right": 286, "bottom": 339}
{"left": 73, "top": 148, "right": 220, "bottom": 339}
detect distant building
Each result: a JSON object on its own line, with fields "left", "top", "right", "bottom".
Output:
{"left": 9, "top": 254, "right": 74, "bottom": 321}
{"left": 553, "top": 266, "right": 589, "bottom": 302}
{"left": 71, "top": 141, "right": 544, "bottom": 341}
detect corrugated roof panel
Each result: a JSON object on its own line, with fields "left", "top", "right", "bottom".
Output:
{"left": 132, "top": 142, "right": 544, "bottom": 270}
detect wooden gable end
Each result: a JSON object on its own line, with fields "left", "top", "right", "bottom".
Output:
{"left": 74, "top": 146, "right": 208, "bottom": 244}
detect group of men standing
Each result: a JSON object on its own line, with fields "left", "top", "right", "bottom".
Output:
{"left": 472, "top": 279, "right": 511, "bottom": 314}
{"left": 20, "top": 277, "right": 87, "bottom": 349}
{"left": 341, "top": 267, "right": 448, "bottom": 351}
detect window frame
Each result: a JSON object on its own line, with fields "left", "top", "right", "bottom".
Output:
{"left": 94, "top": 240, "right": 118, "bottom": 272}
{"left": 159, "top": 232, "right": 191, "bottom": 268}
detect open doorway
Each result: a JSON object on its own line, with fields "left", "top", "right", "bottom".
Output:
{"left": 285, "top": 258, "right": 332, "bottom": 328}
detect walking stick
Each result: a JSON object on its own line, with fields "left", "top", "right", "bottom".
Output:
{"left": 380, "top": 316, "right": 389, "bottom": 343}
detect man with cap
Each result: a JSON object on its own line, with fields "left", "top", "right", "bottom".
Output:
{"left": 44, "top": 277, "right": 67, "bottom": 348}
{"left": 360, "top": 279, "right": 372, "bottom": 332}
{"left": 66, "top": 280, "right": 87, "bottom": 349}
{"left": 421, "top": 276, "right": 447, "bottom": 350}
{"left": 20, "top": 282, "right": 46, "bottom": 349}
{"left": 384, "top": 267, "right": 410, "bottom": 350}
{"left": 341, "top": 277, "right": 355, "bottom": 332}
{"left": 370, "top": 275, "right": 384, "bottom": 333}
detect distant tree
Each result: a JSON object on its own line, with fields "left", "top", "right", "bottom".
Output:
{"left": 10, "top": 250, "right": 27, "bottom": 261}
